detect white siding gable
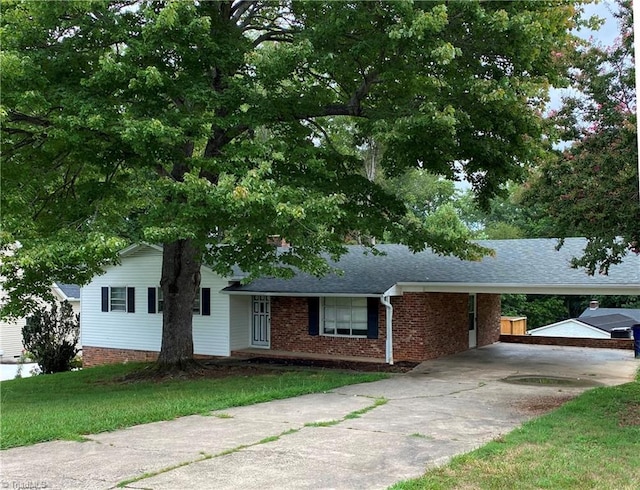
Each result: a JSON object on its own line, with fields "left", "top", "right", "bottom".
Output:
{"left": 528, "top": 319, "right": 610, "bottom": 339}
{"left": 81, "top": 245, "right": 232, "bottom": 356}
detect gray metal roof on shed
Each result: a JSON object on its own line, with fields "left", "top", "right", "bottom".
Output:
{"left": 223, "top": 238, "right": 640, "bottom": 296}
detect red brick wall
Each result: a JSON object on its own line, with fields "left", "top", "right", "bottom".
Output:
{"left": 270, "top": 297, "right": 387, "bottom": 359}
{"left": 269, "top": 292, "right": 502, "bottom": 362}
{"left": 393, "top": 292, "right": 501, "bottom": 360}
{"left": 500, "top": 334, "right": 633, "bottom": 350}
{"left": 391, "top": 293, "right": 428, "bottom": 361}
{"left": 477, "top": 294, "right": 502, "bottom": 347}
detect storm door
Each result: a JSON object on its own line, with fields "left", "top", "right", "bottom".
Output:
{"left": 251, "top": 295, "right": 270, "bottom": 348}
{"left": 468, "top": 294, "right": 477, "bottom": 348}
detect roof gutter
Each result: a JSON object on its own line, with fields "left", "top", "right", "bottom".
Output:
{"left": 380, "top": 293, "right": 394, "bottom": 365}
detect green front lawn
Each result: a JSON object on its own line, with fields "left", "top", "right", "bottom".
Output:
{"left": 0, "top": 362, "right": 386, "bottom": 449}
{"left": 391, "top": 370, "right": 640, "bottom": 490}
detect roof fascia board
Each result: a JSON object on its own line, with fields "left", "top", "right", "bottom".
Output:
{"left": 222, "top": 291, "right": 379, "bottom": 297}
{"left": 395, "top": 282, "right": 640, "bottom": 295}
{"left": 119, "top": 243, "right": 164, "bottom": 258}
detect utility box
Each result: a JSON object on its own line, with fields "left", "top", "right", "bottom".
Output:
{"left": 501, "top": 316, "right": 527, "bottom": 335}
{"left": 611, "top": 328, "right": 632, "bottom": 339}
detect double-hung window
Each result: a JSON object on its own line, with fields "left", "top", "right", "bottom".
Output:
{"left": 147, "top": 287, "right": 164, "bottom": 313}
{"left": 148, "top": 287, "right": 210, "bottom": 316}
{"left": 322, "top": 297, "right": 369, "bottom": 337}
{"left": 101, "top": 287, "right": 135, "bottom": 313}
{"left": 110, "top": 287, "right": 127, "bottom": 312}
{"left": 193, "top": 289, "right": 201, "bottom": 315}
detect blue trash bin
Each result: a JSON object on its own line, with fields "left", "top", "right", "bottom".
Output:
{"left": 632, "top": 324, "right": 640, "bottom": 359}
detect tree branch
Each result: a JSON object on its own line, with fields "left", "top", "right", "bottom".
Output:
{"left": 252, "top": 29, "right": 295, "bottom": 46}
{"left": 8, "top": 111, "right": 51, "bottom": 127}
{"left": 231, "top": 0, "right": 258, "bottom": 24}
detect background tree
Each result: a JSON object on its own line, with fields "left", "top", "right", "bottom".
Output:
{"left": 1, "top": 1, "right": 581, "bottom": 369}
{"left": 525, "top": 0, "right": 639, "bottom": 274}
{"left": 501, "top": 294, "right": 569, "bottom": 330}
{"left": 22, "top": 301, "right": 80, "bottom": 374}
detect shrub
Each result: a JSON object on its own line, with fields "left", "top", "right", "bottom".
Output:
{"left": 22, "top": 300, "right": 80, "bottom": 374}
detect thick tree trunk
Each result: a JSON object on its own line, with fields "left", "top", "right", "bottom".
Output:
{"left": 157, "top": 239, "right": 201, "bottom": 369}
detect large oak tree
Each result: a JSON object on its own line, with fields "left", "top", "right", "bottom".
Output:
{"left": 1, "top": 1, "right": 580, "bottom": 368}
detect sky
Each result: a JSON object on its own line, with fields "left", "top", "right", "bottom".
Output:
{"left": 550, "top": 0, "right": 621, "bottom": 110}
{"left": 579, "top": 0, "right": 620, "bottom": 46}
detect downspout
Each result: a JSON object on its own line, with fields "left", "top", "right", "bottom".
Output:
{"left": 380, "top": 294, "right": 393, "bottom": 365}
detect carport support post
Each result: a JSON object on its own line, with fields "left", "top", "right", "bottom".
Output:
{"left": 381, "top": 295, "right": 393, "bottom": 365}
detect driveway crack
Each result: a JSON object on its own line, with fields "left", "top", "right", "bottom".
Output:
{"left": 113, "top": 397, "right": 388, "bottom": 488}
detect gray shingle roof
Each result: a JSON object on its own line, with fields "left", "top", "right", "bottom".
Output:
{"left": 578, "top": 314, "right": 637, "bottom": 332}
{"left": 55, "top": 283, "right": 81, "bottom": 299}
{"left": 579, "top": 307, "right": 640, "bottom": 323}
{"left": 224, "top": 238, "right": 640, "bottom": 295}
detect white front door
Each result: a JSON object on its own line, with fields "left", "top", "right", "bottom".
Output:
{"left": 468, "top": 294, "right": 477, "bottom": 348}
{"left": 251, "top": 295, "right": 270, "bottom": 348}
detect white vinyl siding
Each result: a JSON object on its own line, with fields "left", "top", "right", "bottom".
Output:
{"left": 528, "top": 320, "right": 611, "bottom": 339}
{"left": 229, "top": 295, "right": 251, "bottom": 350}
{"left": 322, "top": 297, "right": 368, "bottom": 337}
{"left": 81, "top": 245, "right": 231, "bottom": 356}
{"left": 0, "top": 317, "right": 26, "bottom": 360}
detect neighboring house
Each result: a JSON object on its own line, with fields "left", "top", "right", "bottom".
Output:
{"left": 0, "top": 283, "right": 81, "bottom": 361}
{"left": 579, "top": 306, "right": 640, "bottom": 323}
{"left": 81, "top": 238, "right": 640, "bottom": 367}
{"left": 528, "top": 313, "right": 637, "bottom": 339}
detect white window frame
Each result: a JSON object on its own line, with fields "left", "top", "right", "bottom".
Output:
{"left": 321, "top": 297, "right": 368, "bottom": 338}
{"left": 157, "top": 287, "right": 164, "bottom": 313}
{"left": 110, "top": 287, "right": 127, "bottom": 312}
{"left": 193, "top": 288, "right": 201, "bottom": 315}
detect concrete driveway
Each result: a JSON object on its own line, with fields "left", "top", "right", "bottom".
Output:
{"left": 1, "top": 343, "right": 637, "bottom": 490}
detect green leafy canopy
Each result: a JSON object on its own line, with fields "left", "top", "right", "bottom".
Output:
{"left": 525, "top": 0, "right": 639, "bottom": 274}
{"left": 1, "top": 1, "right": 583, "bottom": 315}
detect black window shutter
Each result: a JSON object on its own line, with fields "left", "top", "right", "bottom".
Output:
{"left": 201, "top": 288, "right": 211, "bottom": 316}
{"left": 147, "top": 288, "right": 156, "bottom": 314}
{"left": 367, "top": 297, "right": 379, "bottom": 339}
{"left": 127, "top": 287, "right": 135, "bottom": 313}
{"left": 101, "top": 287, "right": 109, "bottom": 312}
{"left": 308, "top": 297, "right": 320, "bottom": 336}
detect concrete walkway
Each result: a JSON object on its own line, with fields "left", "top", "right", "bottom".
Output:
{"left": 1, "top": 343, "right": 637, "bottom": 490}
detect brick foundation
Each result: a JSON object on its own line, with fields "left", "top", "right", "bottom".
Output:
{"left": 82, "top": 346, "right": 219, "bottom": 367}
{"left": 83, "top": 346, "right": 159, "bottom": 367}
{"left": 500, "top": 334, "right": 633, "bottom": 350}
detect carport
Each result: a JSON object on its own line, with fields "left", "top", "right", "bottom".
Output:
{"left": 227, "top": 238, "right": 639, "bottom": 365}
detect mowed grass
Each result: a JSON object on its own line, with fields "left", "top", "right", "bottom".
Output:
{"left": 0, "top": 362, "right": 386, "bottom": 449}
{"left": 391, "top": 371, "right": 640, "bottom": 490}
